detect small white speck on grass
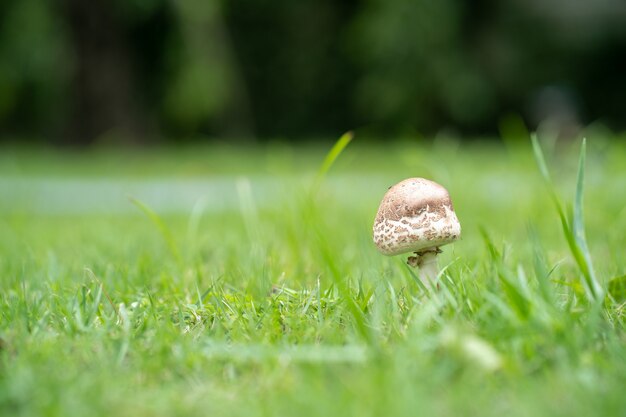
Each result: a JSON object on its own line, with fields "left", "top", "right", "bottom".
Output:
{"left": 116, "top": 303, "right": 128, "bottom": 327}
{"left": 440, "top": 327, "right": 503, "bottom": 372}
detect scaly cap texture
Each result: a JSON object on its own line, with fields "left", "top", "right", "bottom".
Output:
{"left": 373, "top": 178, "right": 461, "bottom": 256}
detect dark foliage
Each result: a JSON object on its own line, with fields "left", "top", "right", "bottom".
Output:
{"left": 1, "top": 0, "right": 625, "bottom": 144}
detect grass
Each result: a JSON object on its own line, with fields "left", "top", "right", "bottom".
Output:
{"left": 2, "top": 136, "right": 626, "bottom": 416}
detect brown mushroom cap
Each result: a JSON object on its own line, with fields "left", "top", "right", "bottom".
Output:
{"left": 373, "top": 178, "right": 461, "bottom": 256}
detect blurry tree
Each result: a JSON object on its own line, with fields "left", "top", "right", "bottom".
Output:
{"left": 348, "top": 0, "right": 626, "bottom": 135}
{"left": 62, "top": 0, "right": 249, "bottom": 144}
{"left": 0, "top": 0, "right": 250, "bottom": 144}
{"left": 0, "top": 0, "right": 625, "bottom": 144}
{"left": 222, "top": 0, "right": 360, "bottom": 138}
{"left": 348, "top": 0, "right": 497, "bottom": 132}
{"left": 162, "top": 0, "right": 253, "bottom": 139}
{"left": 0, "top": 0, "right": 71, "bottom": 140}
{"left": 64, "top": 0, "right": 149, "bottom": 144}
{"left": 485, "top": 0, "right": 626, "bottom": 132}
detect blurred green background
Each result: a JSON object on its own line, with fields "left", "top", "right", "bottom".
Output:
{"left": 1, "top": 0, "right": 625, "bottom": 145}
{"left": 3, "top": 2, "right": 626, "bottom": 415}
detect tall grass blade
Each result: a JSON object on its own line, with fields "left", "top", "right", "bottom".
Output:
{"left": 573, "top": 139, "right": 601, "bottom": 299}
{"left": 403, "top": 263, "right": 429, "bottom": 293}
{"left": 313, "top": 131, "right": 354, "bottom": 192}
{"left": 531, "top": 134, "right": 561, "bottom": 210}
{"left": 530, "top": 135, "right": 601, "bottom": 301}
{"left": 479, "top": 227, "right": 501, "bottom": 261}
{"left": 129, "top": 196, "right": 182, "bottom": 265}
{"left": 308, "top": 131, "right": 371, "bottom": 343}
{"left": 498, "top": 270, "right": 530, "bottom": 320}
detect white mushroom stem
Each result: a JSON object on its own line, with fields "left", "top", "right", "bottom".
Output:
{"left": 408, "top": 249, "right": 440, "bottom": 290}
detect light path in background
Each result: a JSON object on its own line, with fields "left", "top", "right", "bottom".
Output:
{"left": 0, "top": 173, "right": 551, "bottom": 215}
{"left": 0, "top": 176, "right": 393, "bottom": 214}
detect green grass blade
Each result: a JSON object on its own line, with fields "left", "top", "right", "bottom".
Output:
{"left": 403, "top": 262, "right": 430, "bottom": 293}
{"left": 528, "top": 225, "right": 555, "bottom": 305}
{"left": 307, "top": 131, "right": 370, "bottom": 343}
{"left": 573, "top": 139, "right": 587, "bottom": 238}
{"left": 479, "top": 227, "right": 501, "bottom": 261}
{"left": 531, "top": 133, "right": 561, "bottom": 210}
{"left": 129, "top": 196, "right": 182, "bottom": 265}
{"left": 313, "top": 131, "right": 354, "bottom": 192}
{"left": 480, "top": 228, "right": 530, "bottom": 319}
{"left": 572, "top": 139, "right": 601, "bottom": 299}
{"left": 498, "top": 270, "right": 530, "bottom": 320}
{"left": 608, "top": 275, "right": 626, "bottom": 303}
{"left": 530, "top": 135, "right": 601, "bottom": 302}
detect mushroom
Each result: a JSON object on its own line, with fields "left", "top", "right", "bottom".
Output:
{"left": 373, "top": 178, "right": 461, "bottom": 289}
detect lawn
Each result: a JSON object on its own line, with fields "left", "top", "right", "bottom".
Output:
{"left": 2, "top": 136, "right": 626, "bottom": 416}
